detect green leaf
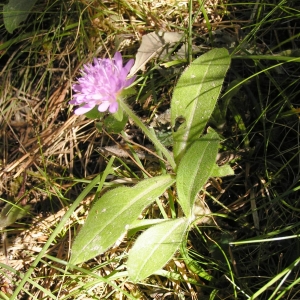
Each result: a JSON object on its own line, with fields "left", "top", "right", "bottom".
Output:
{"left": 84, "top": 106, "right": 105, "bottom": 119}
{"left": 211, "top": 164, "right": 234, "bottom": 177}
{"left": 0, "top": 203, "right": 31, "bottom": 228}
{"left": 171, "top": 48, "right": 230, "bottom": 163}
{"left": 128, "top": 218, "right": 167, "bottom": 237}
{"left": 176, "top": 129, "right": 219, "bottom": 217}
{"left": 128, "top": 217, "right": 189, "bottom": 282}
{"left": 70, "top": 175, "right": 175, "bottom": 265}
{"left": 95, "top": 122, "right": 103, "bottom": 133}
{"left": 3, "top": 0, "right": 38, "bottom": 33}
{"left": 180, "top": 243, "right": 214, "bottom": 281}
{"left": 112, "top": 101, "right": 124, "bottom": 122}
{"left": 119, "top": 87, "right": 136, "bottom": 98}
{"left": 104, "top": 114, "right": 128, "bottom": 133}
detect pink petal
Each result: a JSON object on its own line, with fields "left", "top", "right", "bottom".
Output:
{"left": 91, "top": 93, "right": 104, "bottom": 100}
{"left": 74, "top": 105, "right": 95, "bottom": 115}
{"left": 123, "top": 59, "right": 134, "bottom": 73}
{"left": 114, "top": 52, "right": 123, "bottom": 71}
{"left": 109, "top": 102, "right": 118, "bottom": 113}
{"left": 98, "top": 102, "right": 110, "bottom": 112}
{"left": 71, "top": 52, "right": 135, "bottom": 116}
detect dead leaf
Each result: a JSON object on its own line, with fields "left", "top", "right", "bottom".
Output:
{"left": 129, "top": 31, "right": 184, "bottom": 76}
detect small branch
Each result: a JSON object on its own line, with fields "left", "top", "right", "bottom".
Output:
{"left": 119, "top": 100, "right": 176, "bottom": 171}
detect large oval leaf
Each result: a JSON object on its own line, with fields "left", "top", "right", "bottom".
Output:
{"left": 70, "top": 174, "right": 175, "bottom": 265}
{"left": 171, "top": 48, "right": 230, "bottom": 163}
{"left": 128, "top": 217, "right": 189, "bottom": 282}
{"left": 4, "top": 0, "right": 38, "bottom": 33}
{"left": 176, "top": 129, "right": 219, "bottom": 217}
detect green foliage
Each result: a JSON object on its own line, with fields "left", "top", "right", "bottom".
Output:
{"left": 176, "top": 129, "right": 219, "bottom": 217}
{"left": 71, "top": 48, "right": 233, "bottom": 281}
{"left": 103, "top": 113, "right": 128, "bottom": 134}
{"left": 211, "top": 164, "right": 235, "bottom": 177}
{"left": 171, "top": 48, "right": 230, "bottom": 163}
{"left": 70, "top": 175, "right": 176, "bottom": 265}
{"left": 3, "top": 0, "right": 38, "bottom": 33}
{"left": 0, "top": 202, "right": 31, "bottom": 228}
{"left": 128, "top": 218, "right": 189, "bottom": 282}
{"left": 84, "top": 106, "right": 105, "bottom": 119}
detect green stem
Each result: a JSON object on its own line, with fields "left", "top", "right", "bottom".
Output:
{"left": 119, "top": 100, "right": 176, "bottom": 171}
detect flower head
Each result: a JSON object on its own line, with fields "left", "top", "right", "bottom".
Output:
{"left": 70, "top": 52, "right": 135, "bottom": 115}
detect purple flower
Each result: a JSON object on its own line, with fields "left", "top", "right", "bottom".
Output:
{"left": 70, "top": 52, "right": 135, "bottom": 115}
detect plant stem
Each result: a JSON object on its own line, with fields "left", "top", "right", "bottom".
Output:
{"left": 120, "top": 100, "right": 176, "bottom": 171}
